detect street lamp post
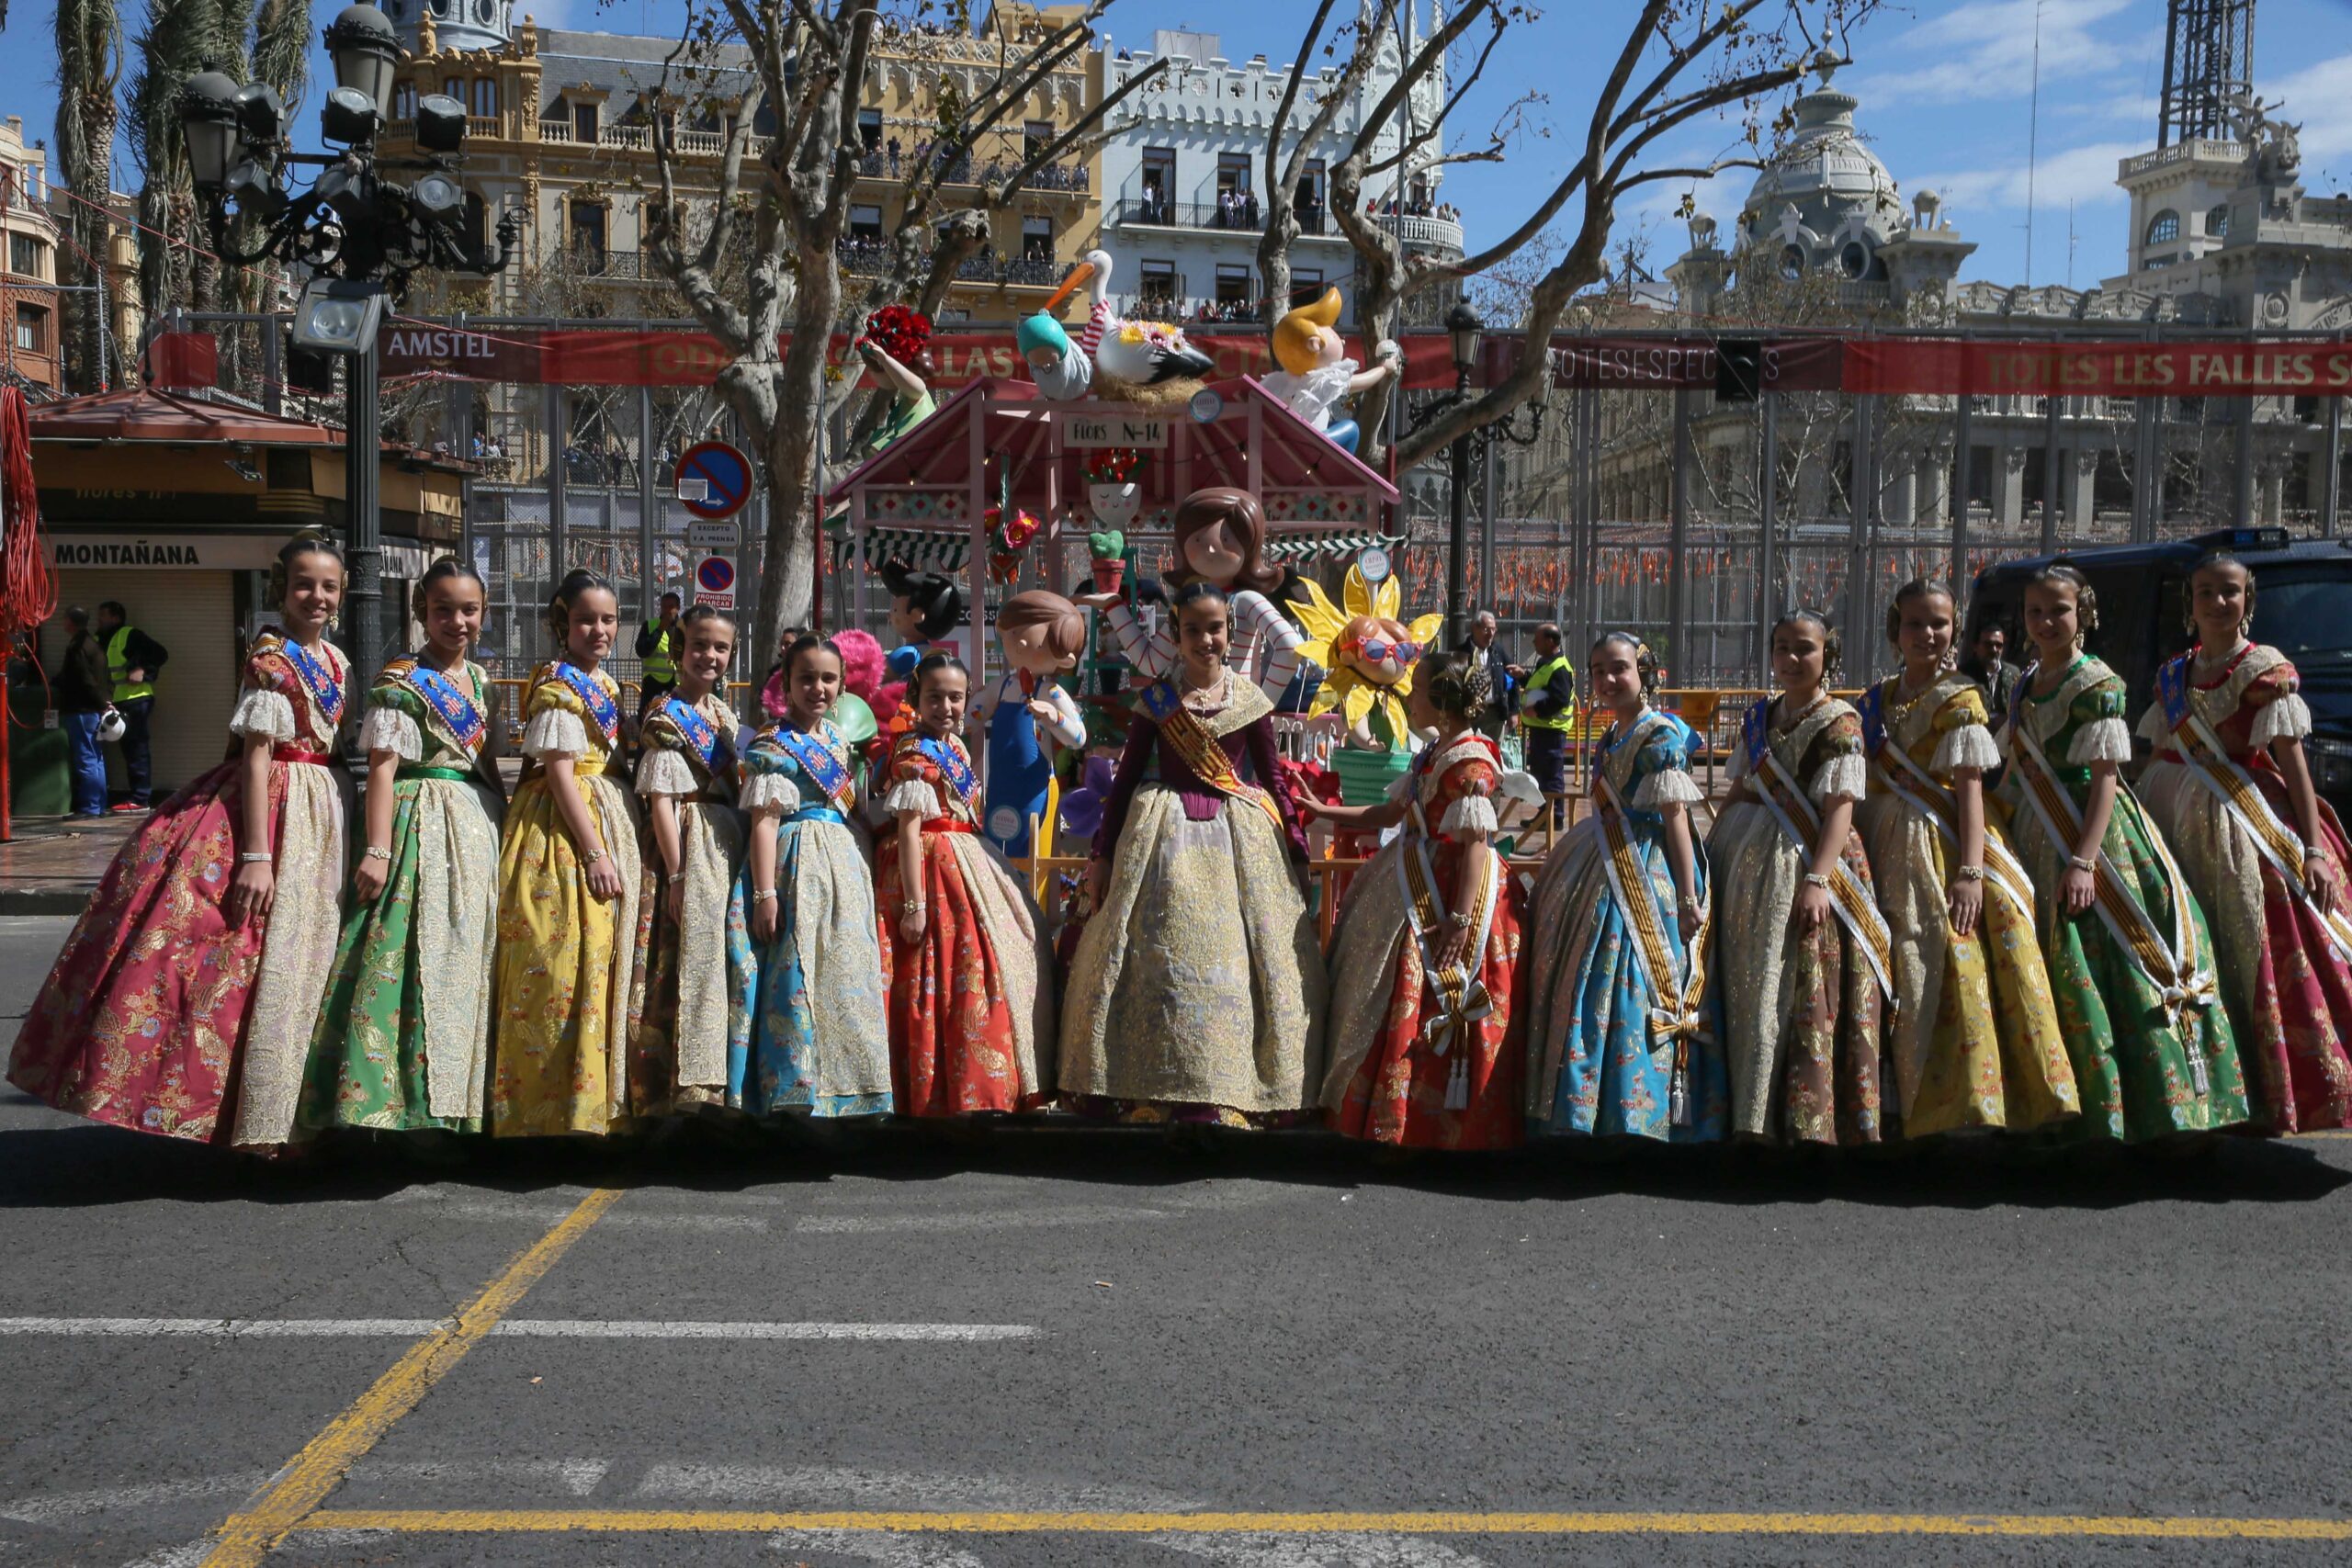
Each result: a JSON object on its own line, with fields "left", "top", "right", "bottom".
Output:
{"left": 178, "top": 4, "right": 519, "bottom": 699}
{"left": 1407, "top": 301, "right": 1544, "bottom": 649}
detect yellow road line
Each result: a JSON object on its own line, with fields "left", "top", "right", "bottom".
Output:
{"left": 200, "top": 1186, "right": 626, "bottom": 1568}
{"left": 294, "top": 1508, "right": 2352, "bottom": 1540}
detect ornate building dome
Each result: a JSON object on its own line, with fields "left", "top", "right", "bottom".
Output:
{"left": 1736, "top": 54, "right": 1905, "bottom": 282}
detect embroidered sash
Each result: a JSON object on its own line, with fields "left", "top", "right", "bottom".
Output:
{"left": 775, "top": 725, "right": 857, "bottom": 814}
{"left": 920, "top": 735, "right": 980, "bottom": 807}
{"left": 552, "top": 662, "right": 619, "bottom": 750}
{"left": 280, "top": 637, "right": 346, "bottom": 732}
{"left": 1137, "top": 680, "right": 1284, "bottom": 833}
{"left": 402, "top": 661, "right": 487, "bottom": 756}
{"left": 1738, "top": 701, "right": 1898, "bottom": 1007}
{"left": 1595, "top": 754, "right": 1712, "bottom": 1128}
{"left": 1858, "top": 682, "right": 2035, "bottom": 925}
{"left": 664, "top": 695, "right": 720, "bottom": 770}
{"left": 2007, "top": 667, "right": 2220, "bottom": 1051}
{"left": 2155, "top": 653, "right": 2352, "bottom": 967}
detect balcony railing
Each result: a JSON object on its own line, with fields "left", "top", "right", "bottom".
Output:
{"left": 537, "top": 118, "right": 774, "bottom": 158}
{"left": 852, "top": 148, "right": 1090, "bottom": 192}
{"left": 837, "top": 241, "right": 1071, "bottom": 288}
{"left": 1111, "top": 197, "right": 1275, "bottom": 233}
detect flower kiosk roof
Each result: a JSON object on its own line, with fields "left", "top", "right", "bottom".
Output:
{"left": 823, "top": 374, "right": 1402, "bottom": 574}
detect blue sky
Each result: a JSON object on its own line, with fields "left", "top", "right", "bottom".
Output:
{"left": 6, "top": 0, "right": 2348, "bottom": 294}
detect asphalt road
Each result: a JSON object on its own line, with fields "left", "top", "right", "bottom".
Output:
{"left": 3, "top": 912, "right": 2350, "bottom": 1567}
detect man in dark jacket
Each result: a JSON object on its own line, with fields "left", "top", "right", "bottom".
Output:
{"left": 1455, "top": 610, "right": 1519, "bottom": 739}
{"left": 53, "top": 608, "right": 114, "bottom": 818}
{"left": 1517, "top": 623, "right": 1577, "bottom": 827}
{"left": 94, "top": 601, "right": 166, "bottom": 810}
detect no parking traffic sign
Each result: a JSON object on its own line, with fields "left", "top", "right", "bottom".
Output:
{"left": 694, "top": 554, "right": 736, "bottom": 610}
{"left": 675, "top": 440, "right": 753, "bottom": 520}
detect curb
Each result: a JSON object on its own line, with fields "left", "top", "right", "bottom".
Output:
{"left": 0, "top": 888, "right": 96, "bottom": 916}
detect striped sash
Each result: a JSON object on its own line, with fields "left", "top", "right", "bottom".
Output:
{"left": 1595, "top": 766, "right": 1711, "bottom": 1127}
{"left": 1859, "top": 683, "right": 2036, "bottom": 924}
{"left": 1741, "top": 705, "right": 1898, "bottom": 1008}
{"left": 1139, "top": 681, "right": 1284, "bottom": 834}
{"left": 2007, "top": 682, "right": 2219, "bottom": 1058}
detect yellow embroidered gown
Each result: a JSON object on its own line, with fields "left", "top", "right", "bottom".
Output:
{"left": 491, "top": 664, "right": 643, "bottom": 1135}
{"left": 1854, "top": 675, "right": 2077, "bottom": 1136}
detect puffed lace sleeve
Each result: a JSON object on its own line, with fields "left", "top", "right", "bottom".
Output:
{"left": 2065, "top": 680, "right": 2134, "bottom": 766}
{"left": 1631, "top": 728, "right": 1703, "bottom": 809}
{"left": 521, "top": 677, "right": 596, "bottom": 761}
{"left": 882, "top": 747, "right": 942, "bottom": 819}
{"left": 2246, "top": 661, "right": 2313, "bottom": 746}
{"left": 1807, "top": 711, "right": 1868, "bottom": 807}
{"left": 1436, "top": 757, "right": 1500, "bottom": 840}
{"left": 636, "top": 748, "right": 698, "bottom": 797}
{"left": 739, "top": 737, "right": 797, "bottom": 813}
{"left": 229, "top": 688, "right": 297, "bottom": 743}
{"left": 358, "top": 695, "right": 424, "bottom": 762}
{"left": 1928, "top": 687, "right": 2000, "bottom": 775}
{"left": 2136, "top": 701, "right": 2172, "bottom": 747}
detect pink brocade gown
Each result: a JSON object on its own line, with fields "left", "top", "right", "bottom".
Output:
{"left": 2140, "top": 642, "right": 2352, "bottom": 1133}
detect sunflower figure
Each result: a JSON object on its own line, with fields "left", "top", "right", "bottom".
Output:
{"left": 1293, "top": 565, "right": 1445, "bottom": 749}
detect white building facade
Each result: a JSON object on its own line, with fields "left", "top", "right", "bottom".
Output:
{"left": 1093, "top": 7, "right": 1464, "bottom": 330}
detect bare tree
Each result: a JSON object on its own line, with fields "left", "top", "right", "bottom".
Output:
{"left": 639, "top": 0, "right": 1155, "bottom": 662}
{"left": 1277, "top": 0, "right": 1883, "bottom": 469}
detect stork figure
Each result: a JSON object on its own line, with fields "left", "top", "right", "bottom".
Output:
{"left": 1074, "top": 250, "right": 1216, "bottom": 393}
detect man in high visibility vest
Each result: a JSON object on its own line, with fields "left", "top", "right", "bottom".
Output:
{"left": 94, "top": 601, "right": 167, "bottom": 811}
{"left": 634, "top": 591, "right": 683, "bottom": 721}
{"left": 1518, "top": 622, "right": 1576, "bottom": 829}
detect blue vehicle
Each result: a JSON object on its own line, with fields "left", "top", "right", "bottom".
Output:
{"left": 1969, "top": 525, "right": 2352, "bottom": 816}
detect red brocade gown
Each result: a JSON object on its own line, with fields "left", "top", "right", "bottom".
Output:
{"left": 1318, "top": 734, "right": 1527, "bottom": 1148}
{"left": 875, "top": 732, "right": 1057, "bottom": 1115}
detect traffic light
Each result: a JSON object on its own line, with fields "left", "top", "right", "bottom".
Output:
{"left": 1715, "top": 338, "right": 1763, "bottom": 402}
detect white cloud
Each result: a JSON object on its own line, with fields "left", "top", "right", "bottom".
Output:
{"left": 1846, "top": 0, "right": 2142, "bottom": 106}
{"left": 1912, "top": 139, "right": 2141, "bottom": 215}
{"left": 2265, "top": 52, "right": 2352, "bottom": 166}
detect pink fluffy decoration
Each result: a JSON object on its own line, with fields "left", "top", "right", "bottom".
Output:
{"left": 832, "top": 628, "right": 887, "bottom": 703}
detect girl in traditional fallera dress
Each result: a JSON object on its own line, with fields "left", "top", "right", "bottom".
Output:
{"left": 1854, "top": 581, "right": 2079, "bottom": 1139}
{"left": 626, "top": 605, "right": 751, "bottom": 1116}
{"left": 1707, "top": 612, "right": 1894, "bottom": 1145}
{"left": 302, "top": 559, "right": 504, "bottom": 1136}
{"left": 491, "top": 570, "right": 643, "bottom": 1137}
{"left": 1305, "top": 650, "right": 1527, "bottom": 1149}
{"left": 2136, "top": 553, "right": 2350, "bottom": 1133}
{"left": 9, "top": 536, "right": 350, "bottom": 1148}
{"left": 1524, "top": 633, "right": 1724, "bottom": 1141}
{"left": 1059, "top": 581, "right": 1327, "bottom": 1125}
{"left": 729, "top": 634, "right": 894, "bottom": 1117}
{"left": 877, "top": 651, "right": 1057, "bottom": 1116}
{"left": 1996, "top": 564, "right": 2248, "bottom": 1141}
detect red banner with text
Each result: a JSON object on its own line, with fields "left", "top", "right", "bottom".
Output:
{"left": 1840, "top": 338, "right": 2352, "bottom": 397}
{"left": 378, "top": 324, "right": 1472, "bottom": 390}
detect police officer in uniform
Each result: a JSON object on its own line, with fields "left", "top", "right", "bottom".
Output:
{"left": 93, "top": 601, "right": 167, "bottom": 812}
{"left": 635, "top": 591, "right": 684, "bottom": 722}
{"left": 1517, "top": 622, "right": 1577, "bottom": 829}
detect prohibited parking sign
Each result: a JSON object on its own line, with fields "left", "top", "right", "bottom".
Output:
{"left": 694, "top": 554, "right": 736, "bottom": 609}
{"left": 676, "top": 441, "right": 753, "bottom": 520}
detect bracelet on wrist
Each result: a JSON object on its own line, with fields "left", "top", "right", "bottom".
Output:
{"left": 1803, "top": 872, "right": 1831, "bottom": 889}
{"left": 752, "top": 887, "right": 777, "bottom": 903}
{"left": 238, "top": 852, "right": 273, "bottom": 865}
{"left": 364, "top": 845, "right": 392, "bottom": 863}
{"left": 1954, "top": 864, "right": 1984, "bottom": 882}
{"left": 2068, "top": 854, "right": 2096, "bottom": 874}
{"left": 584, "top": 847, "right": 606, "bottom": 865}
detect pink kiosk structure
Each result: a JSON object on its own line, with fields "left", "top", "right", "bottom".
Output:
{"left": 823, "top": 375, "right": 1402, "bottom": 690}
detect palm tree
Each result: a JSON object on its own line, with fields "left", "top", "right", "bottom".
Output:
{"left": 54, "top": 0, "right": 123, "bottom": 391}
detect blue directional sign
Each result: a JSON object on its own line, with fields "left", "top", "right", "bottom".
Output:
{"left": 676, "top": 440, "right": 753, "bottom": 520}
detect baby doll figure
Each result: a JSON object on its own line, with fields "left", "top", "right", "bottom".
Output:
{"left": 1262, "top": 288, "right": 1402, "bottom": 454}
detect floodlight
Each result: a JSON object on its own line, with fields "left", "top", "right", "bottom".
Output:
{"left": 290, "top": 276, "right": 389, "bottom": 355}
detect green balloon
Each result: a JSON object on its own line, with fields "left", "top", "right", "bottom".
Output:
{"left": 831, "top": 692, "right": 877, "bottom": 744}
